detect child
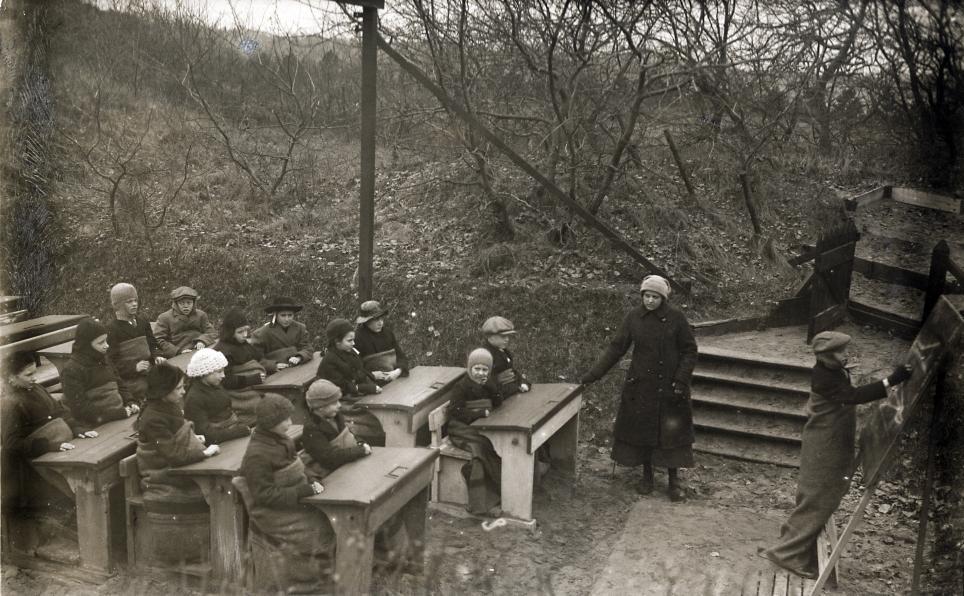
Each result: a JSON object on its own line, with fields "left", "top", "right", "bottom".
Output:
{"left": 300, "top": 379, "right": 371, "bottom": 480}
{"left": 106, "top": 282, "right": 164, "bottom": 404}
{"left": 213, "top": 308, "right": 268, "bottom": 427}
{"left": 154, "top": 286, "right": 217, "bottom": 358}
{"left": 135, "top": 363, "right": 220, "bottom": 512}
{"left": 239, "top": 394, "right": 329, "bottom": 589}
{"left": 252, "top": 296, "right": 314, "bottom": 373}
{"left": 183, "top": 348, "right": 250, "bottom": 445}
{"left": 354, "top": 300, "right": 409, "bottom": 385}
{"left": 481, "top": 316, "right": 530, "bottom": 397}
{"left": 316, "top": 318, "right": 384, "bottom": 445}
{"left": 62, "top": 318, "right": 140, "bottom": 429}
{"left": 760, "top": 331, "right": 912, "bottom": 579}
{"left": 446, "top": 348, "right": 504, "bottom": 516}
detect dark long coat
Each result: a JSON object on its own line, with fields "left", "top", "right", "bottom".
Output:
{"left": 584, "top": 302, "right": 698, "bottom": 449}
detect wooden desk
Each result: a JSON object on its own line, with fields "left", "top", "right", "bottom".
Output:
{"left": 166, "top": 350, "right": 194, "bottom": 372}
{"left": 166, "top": 425, "right": 302, "bottom": 583}
{"left": 356, "top": 366, "right": 464, "bottom": 446}
{"left": 0, "top": 314, "right": 86, "bottom": 345}
{"left": 253, "top": 352, "right": 321, "bottom": 422}
{"left": 40, "top": 342, "right": 193, "bottom": 376}
{"left": 472, "top": 383, "right": 582, "bottom": 521}
{"left": 30, "top": 416, "right": 139, "bottom": 576}
{"left": 303, "top": 447, "right": 437, "bottom": 596}
{"left": 0, "top": 295, "right": 22, "bottom": 312}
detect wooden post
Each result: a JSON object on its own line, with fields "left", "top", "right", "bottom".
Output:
{"left": 358, "top": 6, "right": 377, "bottom": 302}
{"left": 739, "top": 172, "right": 762, "bottom": 236}
{"left": 923, "top": 240, "right": 949, "bottom": 321}
{"left": 663, "top": 129, "right": 698, "bottom": 205}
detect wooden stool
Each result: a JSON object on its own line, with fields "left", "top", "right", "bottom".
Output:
{"left": 428, "top": 401, "right": 471, "bottom": 507}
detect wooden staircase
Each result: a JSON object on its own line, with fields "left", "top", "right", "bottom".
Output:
{"left": 692, "top": 346, "right": 810, "bottom": 468}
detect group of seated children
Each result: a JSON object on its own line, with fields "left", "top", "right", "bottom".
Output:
{"left": 1, "top": 281, "right": 531, "bottom": 579}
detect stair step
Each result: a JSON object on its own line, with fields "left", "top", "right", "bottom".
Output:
{"left": 690, "top": 382, "right": 808, "bottom": 420}
{"left": 693, "top": 407, "right": 802, "bottom": 444}
{"left": 692, "top": 369, "right": 809, "bottom": 396}
{"left": 698, "top": 345, "right": 812, "bottom": 372}
{"left": 695, "top": 432, "right": 799, "bottom": 468}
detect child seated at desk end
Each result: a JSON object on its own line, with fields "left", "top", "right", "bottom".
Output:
{"left": 252, "top": 296, "right": 314, "bottom": 373}
{"left": 354, "top": 300, "right": 409, "bottom": 385}
{"left": 154, "top": 286, "right": 217, "bottom": 358}
{"left": 481, "top": 316, "right": 530, "bottom": 397}
{"left": 184, "top": 348, "right": 250, "bottom": 445}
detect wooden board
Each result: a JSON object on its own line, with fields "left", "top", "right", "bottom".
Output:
{"left": 844, "top": 185, "right": 890, "bottom": 211}
{"left": 0, "top": 314, "right": 86, "bottom": 344}
{"left": 302, "top": 447, "right": 437, "bottom": 507}
{"left": 472, "top": 383, "right": 582, "bottom": 433}
{"left": 853, "top": 257, "right": 930, "bottom": 290}
{"left": 168, "top": 425, "right": 301, "bottom": 477}
{"left": 0, "top": 325, "right": 79, "bottom": 358}
{"left": 356, "top": 366, "right": 464, "bottom": 412}
{"left": 253, "top": 352, "right": 321, "bottom": 390}
{"left": 891, "top": 187, "right": 961, "bottom": 213}
{"left": 32, "top": 417, "right": 137, "bottom": 470}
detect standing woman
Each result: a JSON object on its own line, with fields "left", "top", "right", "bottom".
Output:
{"left": 580, "top": 275, "right": 698, "bottom": 501}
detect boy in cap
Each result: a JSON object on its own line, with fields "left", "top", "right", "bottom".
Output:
{"left": 481, "top": 316, "right": 530, "bottom": 398}
{"left": 183, "top": 348, "right": 250, "bottom": 445}
{"left": 154, "top": 286, "right": 217, "bottom": 358}
{"left": 354, "top": 300, "right": 409, "bottom": 384}
{"left": 106, "top": 282, "right": 163, "bottom": 404}
{"left": 760, "top": 331, "right": 912, "bottom": 579}
{"left": 252, "top": 296, "right": 314, "bottom": 373}
{"left": 300, "top": 379, "right": 371, "bottom": 480}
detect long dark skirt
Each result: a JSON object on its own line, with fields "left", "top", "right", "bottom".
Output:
{"left": 612, "top": 439, "right": 694, "bottom": 468}
{"left": 447, "top": 420, "right": 501, "bottom": 515}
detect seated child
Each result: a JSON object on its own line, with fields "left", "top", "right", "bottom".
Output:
{"left": 446, "top": 348, "right": 504, "bottom": 516}
{"left": 301, "top": 379, "right": 371, "bottom": 480}
{"left": 252, "top": 296, "right": 314, "bottom": 373}
{"left": 135, "top": 363, "right": 220, "bottom": 514}
{"left": 213, "top": 308, "right": 268, "bottom": 427}
{"left": 354, "top": 300, "right": 409, "bottom": 385}
{"left": 316, "top": 318, "right": 384, "bottom": 446}
{"left": 480, "top": 316, "right": 530, "bottom": 397}
{"left": 155, "top": 286, "right": 217, "bottom": 358}
{"left": 238, "top": 394, "right": 329, "bottom": 587}
{"left": 106, "top": 283, "right": 164, "bottom": 404}
{"left": 184, "top": 348, "right": 250, "bottom": 445}
{"left": 63, "top": 318, "right": 140, "bottom": 428}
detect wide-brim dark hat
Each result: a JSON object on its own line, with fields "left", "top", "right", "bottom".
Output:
{"left": 356, "top": 300, "right": 388, "bottom": 324}
{"left": 264, "top": 296, "right": 303, "bottom": 314}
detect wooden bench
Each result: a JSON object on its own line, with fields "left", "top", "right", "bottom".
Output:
{"left": 0, "top": 314, "right": 86, "bottom": 345}
{"left": 0, "top": 325, "right": 79, "bottom": 359}
{"left": 427, "top": 400, "right": 471, "bottom": 507}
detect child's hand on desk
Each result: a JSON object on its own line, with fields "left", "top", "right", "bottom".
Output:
{"left": 59, "top": 442, "right": 76, "bottom": 451}
{"left": 154, "top": 356, "right": 166, "bottom": 364}
{"left": 194, "top": 341, "right": 206, "bottom": 351}
{"left": 520, "top": 383, "right": 530, "bottom": 392}
{"left": 388, "top": 369, "right": 402, "bottom": 381}
{"left": 310, "top": 481, "right": 324, "bottom": 494}
{"left": 276, "top": 363, "right": 289, "bottom": 370}
{"left": 374, "top": 385, "right": 383, "bottom": 393}
{"left": 371, "top": 371, "right": 388, "bottom": 381}
{"left": 77, "top": 431, "right": 99, "bottom": 439}
{"left": 202, "top": 444, "right": 220, "bottom": 457}
{"left": 135, "top": 360, "right": 151, "bottom": 373}
{"left": 288, "top": 356, "right": 302, "bottom": 366}
{"left": 361, "top": 443, "right": 372, "bottom": 455}
{"left": 181, "top": 348, "right": 194, "bottom": 354}
{"left": 124, "top": 404, "right": 140, "bottom": 417}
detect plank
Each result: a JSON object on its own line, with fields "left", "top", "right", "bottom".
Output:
{"left": 32, "top": 417, "right": 137, "bottom": 469}
{"left": 892, "top": 187, "right": 961, "bottom": 213}
{"left": 844, "top": 185, "right": 890, "bottom": 211}
{"left": 356, "top": 366, "right": 464, "bottom": 412}
{"left": 302, "top": 447, "right": 437, "bottom": 508}
{"left": 813, "top": 242, "right": 856, "bottom": 271}
{"left": 853, "top": 257, "right": 929, "bottom": 290}
{"left": 472, "top": 383, "right": 582, "bottom": 433}
{"left": 169, "top": 425, "right": 301, "bottom": 476}
{"left": 0, "top": 314, "right": 86, "bottom": 344}
{"left": 0, "top": 325, "right": 78, "bottom": 357}
{"left": 253, "top": 352, "right": 321, "bottom": 390}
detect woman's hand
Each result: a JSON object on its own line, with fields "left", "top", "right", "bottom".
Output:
{"left": 887, "top": 364, "right": 913, "bottom": 386}
{"left": 672, "top": 382, "right": 689, "bottom": 398}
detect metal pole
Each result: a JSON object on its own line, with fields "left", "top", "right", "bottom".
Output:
{"left": 358, "top": 6, "right": 377, "bottom": 302}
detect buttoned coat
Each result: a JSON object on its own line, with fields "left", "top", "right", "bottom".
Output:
{"left": 585, "top": 302, "right": 698, "bottom": 449}
{"left": 251, "top": 321, "right": 314, "bottom": 373}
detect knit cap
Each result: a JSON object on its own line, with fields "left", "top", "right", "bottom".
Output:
{"left": 812, "top": 331, "right": 852, "bottom": 354}
{"left": 326, "top": 318, "right": 355, "bottom": 345}
{"left": 110, "top": 283, "right": 138, "bottom": 308}
{"left": 467, "top": 348, "right": 493, "bottom": 370}
{"left": 639, "top": 275, "right": 671, "bottom": 299}
{"left": 146, "top": 362, "right": 184, "bottom": 401}
{"left": 305, "top": 379, "right": 341, "bottom": 409}
{"left": 481, "top": 316, "right": 516, "bottom": 336}
{"left": 255, "top": 393, "right": 294, "bottom": 430}
{"left": 186, "top": 348, "right": 228, "bottom": 378}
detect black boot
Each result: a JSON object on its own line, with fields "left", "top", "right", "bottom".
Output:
{"left": 667, "top": 468, "right": 684, "bottom": 502}
{"left": 636, "top": 463, "right": 655, "bottom": 495}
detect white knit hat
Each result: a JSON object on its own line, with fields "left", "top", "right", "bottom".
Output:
{"left": 186, "top": 348, "right": 228, "bottom": 378}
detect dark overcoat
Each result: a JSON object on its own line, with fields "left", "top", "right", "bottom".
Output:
{"left": 584, "top": 302, "right": 698, "bottom": 449}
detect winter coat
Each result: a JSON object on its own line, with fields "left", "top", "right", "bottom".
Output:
{"left": 62, "top": 347, "right": 132, "bottom": 428}
{"left": 135, "top": 400, "right": 206, "bottom": 466}
{"left": 354, "top": 324, "right": 410, "bottom": 375}
{"left": 106, "top": 317, "right": 159, "bottom": 379}
{"left": 448, "top": 375, "right": 504, "bottom": 425}
{"left": 183, "top": 380, "right": 250, "bottom": 445}
{"left": 1, "top": 383, "right": 81, "bottom": 457}
{"left": 482, "top": 344, "right": 529, "bottom": 397}
{"left": 252, "top": 321, "right": 314, "bottom": 373}
{"left": 155, "top": 306, "right": 217, "bottom": 358}
{"left": 316, "top": 348, "right": 378, "bottom": 398}
{"left": 240, "top": 428, "right": 315, "bottom": 510}
{"left": 301, "top": 412, "right": 367, "bottom": 473}
{"left": 584, "top": 302, "right": 698, "bottom": 449}
{"left": 135, "top": 399, "right": 208, "bottom": 509}
{"left": 214, "top": 338, "right": 269, "bottom": 390}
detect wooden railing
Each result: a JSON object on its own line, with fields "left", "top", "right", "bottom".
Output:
{"left": 923, "top": 240, "right": 964, "bottom": 320}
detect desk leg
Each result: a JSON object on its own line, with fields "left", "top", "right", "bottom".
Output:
{"left": 487, "top": 434, "right": 535, "bottom": 521}
{"left": 399, "top": 486, "right": 429, "bottom": 570}
{"left": 549, "top": 413, "right": 580, "bottom": 477}
{"left": 69, "top": 476, "right": 114, "bottom": 575}
{"left": 326, "top": 508, "right": 375, "bottom": 596}
{"left": 195, "top": 477, "right": 244, "bottom": 584}
{"left": 373, "top": 411, "right": 416, "bottom": 447}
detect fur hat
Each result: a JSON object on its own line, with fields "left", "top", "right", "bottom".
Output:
{"left": 305, "top": 379, "right": 341, "bottom": 409}
{"left": 110, "top": 283, "right": 138, "bottom": 308}
{"left": 146, "top": 362, "right": 184, "bottom": 401}
{"left": 221, "top": 308, "right": 249, "bottom": 338}
{"left": 356, "top": 300, "right": 388, "bottom": 325}
{"left": 326, "top": 318, "right": 355, "bottom": 345}
{"left": 264, "top": 296, "right": 303, "bottom": 314}
{"left": 255, "top": 393, "right": 294, "bottom": 430}
{"left": 170, "top": 286, "right": 199, "bottom": 302}
{"left": 812, "top": 331, "right": 852, "bottom": 354}
{"left": 639, "top": 275, "right": 671, "bottom": 300}
{"left": 481, "top": 316, "right": 516, "bottom": 336}
{"left": 186, "top": 348, "right": 228, "bottom": 378}
{"left": 467, "top": 348, "right": 493, "bottom": 370}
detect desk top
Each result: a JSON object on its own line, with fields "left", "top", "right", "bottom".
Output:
{"left": 472, "top": 383, "right": 582, "bottom": 433}
{"left": 32, "top": 417, "right": 137, "bottom": 470}
{"left": 167, "top": 351, "right": 194, "bottom": 372}
{"left": 0, "top": 315, "right": 86, "bottom": 345}
{"left": 254, "top": 352, "right": 322, "bottom": 390}
{"left": 38, "top": 340, "right": 73, "bottom": 356}
{"left": 302, "top": 447, "right": 437, "bottom": 507}
{"left": 356, "top": 366, "right": 464, "bottom": 413}
{"left": 167, "top": 425, "right": 302, "bottom": 477}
